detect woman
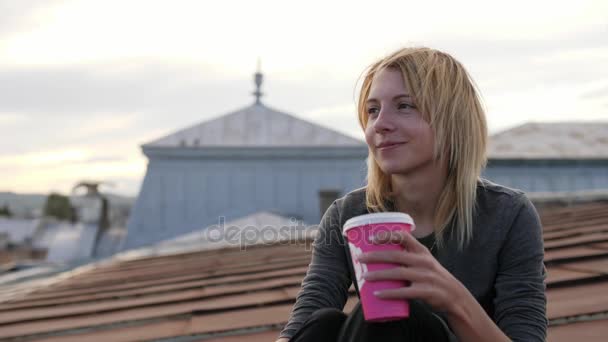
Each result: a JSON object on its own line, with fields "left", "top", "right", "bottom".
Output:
{"left": 276, "top": 47, "right": 547, "bottom": 341}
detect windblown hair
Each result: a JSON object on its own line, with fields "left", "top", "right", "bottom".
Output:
{"left": 357, "top": 47, "right": 488, "bottom": 250}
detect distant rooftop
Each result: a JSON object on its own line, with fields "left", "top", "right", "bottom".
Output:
{"left": 145, "top": 69, "right": 364, "bottom": 149}
{"left": 118, "top": 211, "right": 315, "bottom": 260}
{"left": 145, "top": 103, "right": 365, "bottom": 148}
{"left": 488, "top": 122, "right": 608, "bottom": 159}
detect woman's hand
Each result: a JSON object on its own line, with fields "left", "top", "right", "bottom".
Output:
{"left": 357, "top": 231, "right": 511, "bottom": 341}
{"left": 357, "top": 230, "right": 466, "bottom": 314}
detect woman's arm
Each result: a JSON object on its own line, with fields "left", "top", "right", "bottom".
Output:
{"left": 359, "top": 194, "right": 547, "bottom": 341}
{"left": 444, "top": 281, "right": 510, "bottom": 341}
{"left": 359, "top": 231, "right": 510, "bottom": 341}
{"left": 277, "top": 202, "right": 352, "bottom": 340}
{"left": 492, "top": 195, "right": 547, "bottom": 341}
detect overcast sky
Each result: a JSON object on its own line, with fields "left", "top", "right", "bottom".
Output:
{"left": 0, "top": 0, "right": 607, "bottom": 196}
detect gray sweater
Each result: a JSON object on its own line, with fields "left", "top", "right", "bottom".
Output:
{"left": 279, "top": 179, "right": 547, "bottom": 341}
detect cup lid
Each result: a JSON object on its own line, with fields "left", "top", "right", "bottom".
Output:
{"left": 342, "top": 212, "right": 415, "bottom": 235}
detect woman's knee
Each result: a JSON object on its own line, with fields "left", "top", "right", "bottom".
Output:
{"left": 307, "top": 307, "right": 347, "bottom": 329}
{"left": 290, "top": 308, "right": 347, "bottom": 342}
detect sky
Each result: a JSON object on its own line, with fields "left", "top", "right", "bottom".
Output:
{"left": 0, "top": 0, "right": 607, "bottom": 197}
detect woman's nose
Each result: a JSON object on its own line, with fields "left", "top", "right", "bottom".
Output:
{"left": 373, "top": 108, "right": 395, "bottom": 133}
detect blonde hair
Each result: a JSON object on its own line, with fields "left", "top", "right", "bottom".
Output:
{"left": 357, "top": 47, "right": 488, "bottom": 250}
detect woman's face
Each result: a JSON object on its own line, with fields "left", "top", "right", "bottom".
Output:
{"left": 364, "top": 68, "right": 436, "bottom": 176}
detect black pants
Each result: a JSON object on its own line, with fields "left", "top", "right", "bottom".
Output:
{"left": 289, "top": 300, "right": 454, "bottom": 342}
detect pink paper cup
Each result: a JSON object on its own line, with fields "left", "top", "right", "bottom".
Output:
{"left": 343, "top": 212, "right": 415, "bottom": 322}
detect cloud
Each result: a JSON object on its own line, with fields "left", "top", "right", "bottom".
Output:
{"left": 0, "top": 0, "right": 606, "bottom": 196}
{"left": 2, "top": 0, "right": 606, "bottom": 71}
{"left": 0, "top": 159, "right": 146, "bottom": 196}
{"left": 0, "top": 62, "right": 242, "bottom": 115}
{"left": 0, "top": 61, "right": 361, "bottom": 155}
{"left": 0, "top": 148, "right": 94, "bottom": 167}
{"left": 427, "top": 28, "right": 608, "bottom": 93}
{"left": 0, "top": 0, "right": 65, "bottom": 37}
{"left": 0, "top": 146, "right": 146, "bottom": 195}
{"left": 581, "top": 84, "right": 608, "bottom": 100}
{"left": 70, "top": 113, "right": 138, "bottom": 139}
{"left": 0, "top": 113, "right": 27, "bottom": 124}
{"left": 73, "top": 156, "right": 128, "bottom": 164}
{"left": 1, "top": 24, "right": 605, "bottom": 117}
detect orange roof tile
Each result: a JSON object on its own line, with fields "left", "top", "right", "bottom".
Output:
{"left": 547, "top": 318, "right": 608, "bottom": 342}
{"left": 0, "top": 200, "right": 607, "bottom": 341}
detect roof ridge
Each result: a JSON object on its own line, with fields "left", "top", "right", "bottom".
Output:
{"left": 143, "top": 103, "right": 364, "bottom": 148}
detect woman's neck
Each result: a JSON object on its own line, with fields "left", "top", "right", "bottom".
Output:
{"left": 391, "top": 162, "right": 447, "bottom": 237}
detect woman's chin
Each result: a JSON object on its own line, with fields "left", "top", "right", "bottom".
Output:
{"left": 378, "top": 164, "right": 408, "bottom": 175}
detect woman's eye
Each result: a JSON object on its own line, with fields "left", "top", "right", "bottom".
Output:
{"left": 398, "top": 103, "right": 416, "bottom": 110}
{"left": 367, "top": 107, "right": 379, "bottom": 116}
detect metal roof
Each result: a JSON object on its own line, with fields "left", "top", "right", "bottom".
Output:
{"left": 1, "top": 200, "right": 608, "bottom": 341}
{"left": 118, "top": 211, "right": 316, "bottom": 260}
{"left": 144, "top": 103, "right": 365, "bottom": 148}
{"left": 488, "top": 122, "right": 608, "bottom": 159}
{"left": 0, "top": 218, "right": 40, "bottom": 245}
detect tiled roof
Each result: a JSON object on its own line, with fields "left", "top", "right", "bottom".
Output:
{"left": 541, "top": 201, "right": 608, "bottom": 341}
{"left": 144, "top": 103, "right": 365, "bottom": 148}
{"left": 1, "top": 201, "right": 607, "bottom": 341}
{"left": 488, "top": 122, "right": 608, "bottom": 159}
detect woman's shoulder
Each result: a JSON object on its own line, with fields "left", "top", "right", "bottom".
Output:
{"left": 477, "top": 178, "right": 525, "bottom": 196}
{"left": 338, "top": 186, "right": 368, "bottom": 202}
{"left": 474, "top": 178, "right": 538, "bottom": 232}
{"left": 332, "top": 187, "right": 370, "bottom": 224}
{"left": 476, "top": 178, "right": 529, "bottom": 209}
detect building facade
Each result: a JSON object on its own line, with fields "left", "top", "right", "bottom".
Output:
{"left": 125, "top": 74, "right": 368, "bottom": 249}
{"left": 484, "top": 122, "right": 608, "bottom": 193}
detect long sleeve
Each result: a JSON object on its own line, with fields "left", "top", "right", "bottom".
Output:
{"left": 278, "top": 201, "right": 353, "bottom": 339}
{"left": 493, "top": 194, "right": 547, "bottom": 341}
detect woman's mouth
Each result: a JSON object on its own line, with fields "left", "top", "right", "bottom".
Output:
{"left": 378, "top": 142, "right": 405, "bottom": 151}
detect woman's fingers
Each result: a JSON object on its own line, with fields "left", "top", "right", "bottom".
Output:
{"left": 357, "top": 249, "right": 433, "bottom": 268}
{"left": 373, "top": 283, "right": 432, "bottom": 299}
